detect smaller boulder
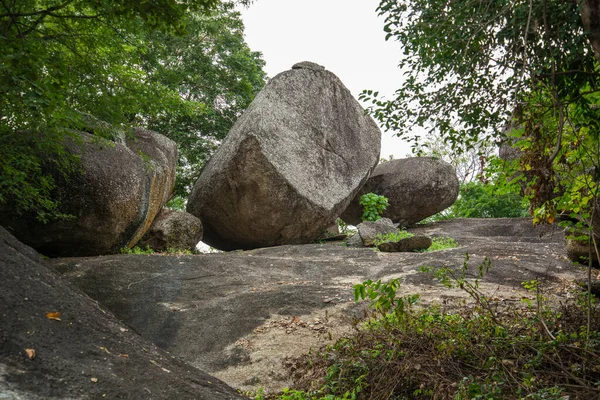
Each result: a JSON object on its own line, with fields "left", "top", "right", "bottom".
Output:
{"left": 377, "top": 235, "right": 432, "bottom": 253}
{"left": 577, "top": 279, "right": 600, "bottom": 296}
{"left": 138, "top": 209, "right": 203, "bottom": 252}
{"left": 345, "top": 233, "right": 364, "bottom": 248}
{"left": 341, "top": 157, "right": 459, "bottom": 226}
{"left": 356, "top": 218, "right": 397, "bottom": 247}
{"left": 316, "top": 222, "right": 348, "bottom": 242}
{"left": 566, "top": 236, "right": 599, "bottom": 266}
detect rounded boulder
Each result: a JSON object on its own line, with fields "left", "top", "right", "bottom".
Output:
{"left": 340, "top": 157, "right": 459, "bottom": 226}
{"left": 138, "top": 209, "right": 203, "bottom": 252}
{"left": 1, "top": 128, "right": 176, "bottom": 256}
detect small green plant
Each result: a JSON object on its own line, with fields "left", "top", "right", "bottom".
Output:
{"left": 165, "top": 195, "right": 186, "bottom": 211}
{"left": 354, "top": 278, "right": 420, "bottom": 323}
{"left": 358, "top": 193, "right": 389, "bottom": 222}
{"left": 419, "top": 236, "right": 458, "bottom": 252}
{"left": 372, "top": 230, "right": 413, "bottom": 246}
{"left": 120, "top": 244, "right": 155, "bottom": 254}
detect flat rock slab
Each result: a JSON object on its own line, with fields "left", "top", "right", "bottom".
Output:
{"left": 52, "top": 218, "right": 586, "bottom": 394}
{"left": 0, "top": 227, "right": 242, "bottom": 400}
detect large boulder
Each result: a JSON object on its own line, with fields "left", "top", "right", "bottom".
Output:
{"left": 187, "top": 61, "right": 381, "bottom": 250}
{"left": 340, "top": 157, "right": 459, "bottom": 226}
{"left": 138, "top": 208, "right": 203, "bottom": 252}
{"left": 0, "top": 128, "right": 176, "bottom": 256}
{"left": 0, "top": 226, "right": 242, "bottom": 399}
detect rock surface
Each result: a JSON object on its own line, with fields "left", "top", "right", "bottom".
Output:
{"left": 186, "top": 62, "right": 381, "bottom": 250}
{"left": 0, "top": 128, "right": 176, "bottom": 256}
{"left": 52, "top": 218, "right": 584, "bottom": 395}
{"left": 566, "top": 236, "right": 599, "bottom": 265}
{"left": 340, "top": 157, "right": 459, "bottom": 226}
{"left": 0, "top": 226, "right": 242, "bottom": 399}
{"left": 377, "top": 235, "right": 432, "bottom": 252}
{"left": 356, "top": 217, "right": 397, "bottom": 247}
{"left": 138, "top": 208, "right": 203, "bottom": 252}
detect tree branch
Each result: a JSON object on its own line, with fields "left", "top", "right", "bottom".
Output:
{"left": 0, "top": 0, "right": 73, "bottom": 18}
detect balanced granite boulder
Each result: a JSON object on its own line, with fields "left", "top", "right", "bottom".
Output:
{"left": 0, "top": 128, "right": 176, "bottom": 256}
{"left": 340, "top": 157, "right": 459, "bottom": 226}
{"left": 187, "top": 62, "right": 381, "bottom": 250}
{"left": 138, "top": 208, "right": 203, "bottom": 252}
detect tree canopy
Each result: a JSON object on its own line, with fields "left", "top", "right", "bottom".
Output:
{"left": 0, "top": 0, "right": 265, "bottom": 220}
{"left": 364, "top": 0, "right": 600, "bottom": 235}
{"left": 143, "top": 2, "right": 266, "bottom": 198}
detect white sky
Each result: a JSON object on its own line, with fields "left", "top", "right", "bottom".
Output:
{"left": 238, "top": 0, "right": 413, "bottom": 159}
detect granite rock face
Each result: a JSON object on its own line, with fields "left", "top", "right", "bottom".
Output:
{"left": 0, "top": 226, "right": 242, "bottom": 399}
{"left": 341, "top": 157, "right": 459, "bottom": 226}
{"left": 0, "top": 128, "right": 176, "bottom": 256}
{"left": 187, "top": 62, "right": 381, "bottom": 250}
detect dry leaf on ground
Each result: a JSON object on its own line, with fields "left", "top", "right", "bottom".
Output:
{"left": 45, "top": 312, "right": 61, "bottom": 321}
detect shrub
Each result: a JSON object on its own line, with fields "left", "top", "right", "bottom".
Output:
{"left": 452, "top": 182, "right": 529, "bottom": 218}
{"left": 269, "top": 256, "right": 600, "bottom": 400}
{"left": 120, "top": 245, "right": 155, "bottom": 254}
{"left": 358, "top": 193, "right": 389, "bottom": 222}
{"left": 421, "top": 182, "right": 529, "bottom": 223}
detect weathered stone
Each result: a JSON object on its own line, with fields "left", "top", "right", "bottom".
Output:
{"left": 320, "top": 222, "right": 340, "bottom": 237}
{"left": 138, "top": 208, "right": 203, "bottom": 252}
{"left": 292, "top": 61, "right": 325, "bottom": 71}
{"left": 187, "top": 62, "right": 381, "bottom": 250}
{"left": 315, "top": 222, "right": 347, "bottom": 242}
{"left": 356, "top": 217, "right": 397, "bottom": 247}
{"left": 377, "top": 235, "right": 432, "bottom": 252}
{"left": 0, "top": 128, "right": 176, "bottom": 256}
{"left": 345, "top": 233, "right": 365, "bottom": 248}
{"left": 0, "top": 226, "right": 242, "bottom": 399}
{"left": 578, "top": 279, "right": 600, "bottom": 296}
{"left": 340, "top": 157, "right": 459, "bottom": 226}
{"left": 566, "top": 235, "right": 599, "bottom": 265}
